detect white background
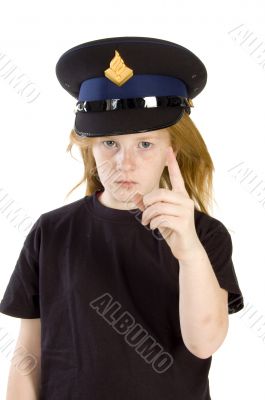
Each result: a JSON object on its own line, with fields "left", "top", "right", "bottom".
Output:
{"left": 0, "top": 0, "right": 264, "bottom": 398}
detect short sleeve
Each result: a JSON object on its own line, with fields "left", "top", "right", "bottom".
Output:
{"left": 200, "top": 222, "right": 244, "bottom": 315}
{"left": 0, "top": 216, "right": 42, "bottom": 319}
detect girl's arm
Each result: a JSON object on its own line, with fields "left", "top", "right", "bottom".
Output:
{"left": 178, "top": 244, "right": 229, "bottom": 359}
{"left": 5, "top": 318, "right": 41, "bottom": 400}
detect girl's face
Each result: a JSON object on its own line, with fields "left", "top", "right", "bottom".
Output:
{"left": 91, "top": 128, "right": 174, "bottom": 210}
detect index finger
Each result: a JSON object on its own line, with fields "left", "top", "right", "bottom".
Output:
{"left": 166, "top": 146, "right": 186, "bottom": 193}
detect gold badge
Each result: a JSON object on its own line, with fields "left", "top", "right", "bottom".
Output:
{"left": 104, "top": 50, "right": 133, "bottom": 86}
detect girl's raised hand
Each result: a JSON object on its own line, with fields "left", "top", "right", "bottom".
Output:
{"left": 132, "top": 146, "right": 202, "bottom": 262}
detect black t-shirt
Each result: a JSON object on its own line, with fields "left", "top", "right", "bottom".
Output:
{"left": 0, "top": 189, "right": 244, "bottom": 400}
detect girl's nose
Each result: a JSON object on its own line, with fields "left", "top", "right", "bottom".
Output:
{"left": 116, "top": 148, "right": 135, "bottom": 168}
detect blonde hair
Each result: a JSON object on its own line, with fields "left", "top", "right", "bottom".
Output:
{"left": 65, "top": 112, "right": 216, "bottom": 216}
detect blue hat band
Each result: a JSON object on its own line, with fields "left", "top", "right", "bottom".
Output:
{"left": 78, "top": 74, "right": 188, "bottom": 102}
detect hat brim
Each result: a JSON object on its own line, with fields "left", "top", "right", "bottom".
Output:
{"left": 74, "top": 106, "right": 185, "bottom": 137}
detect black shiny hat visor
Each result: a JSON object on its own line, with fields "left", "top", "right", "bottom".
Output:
{"left": 74, "top": 106, "right": 185, "bottom": 137}
{"left": 74, "top": 96, "right": 188, "bottom": 137}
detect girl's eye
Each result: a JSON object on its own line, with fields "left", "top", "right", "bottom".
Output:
{"left": 102, "top": 141, "right": 153, "bottom": 149}
{"left": 139, "top": 141, "right": 153, "bottom": 149}
{"left": 103, "top": 140, "right": 117, "bottom": 148}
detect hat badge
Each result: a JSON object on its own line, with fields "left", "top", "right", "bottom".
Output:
{"left": 104, "top": 50, "right": 134, "bottom": 87}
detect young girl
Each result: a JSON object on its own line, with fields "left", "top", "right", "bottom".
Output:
{"left": 0, "top": 36, "right": 244, "bottom": 400}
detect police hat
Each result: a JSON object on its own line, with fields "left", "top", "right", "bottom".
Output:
{"left": 55, "top": 36, "right": 207, "bottom": 137}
